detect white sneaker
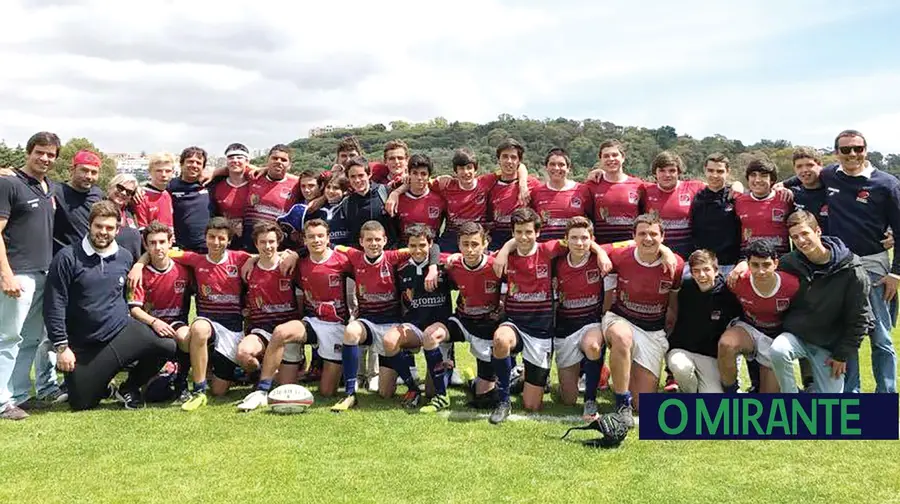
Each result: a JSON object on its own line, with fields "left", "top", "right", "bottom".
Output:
{"left": 368, "top": 375, "right": 380, "bottom": 392}
{"left": 237, "top": 390, "right": 268, "bottom": 411}
{"left": 450, "top": 368, "right": 463, "bottom": 386}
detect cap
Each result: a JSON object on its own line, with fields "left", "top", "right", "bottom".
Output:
{"left": 225, "top": 143, "right": 250, "bottom": 158}
{"left": 73, "top": 150, "right": 102, "bottom": 168}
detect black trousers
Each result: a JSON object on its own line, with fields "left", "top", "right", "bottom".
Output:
{"left": 66, "top": 319, "right": 177, "bottom": 411}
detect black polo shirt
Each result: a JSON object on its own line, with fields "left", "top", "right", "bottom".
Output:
{"left": 0, "top": 169, "right": 55, "bottom": 273}
{"left": 53, "top": 184, "right": 104, "bottom": 254}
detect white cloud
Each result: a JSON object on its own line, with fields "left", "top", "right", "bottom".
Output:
{"left": 0, "top": 0, "right": 898, "bottom": 156}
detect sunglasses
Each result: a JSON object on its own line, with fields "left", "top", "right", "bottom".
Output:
{"left": 116, "top": 184, "right": 135, "bottom": 197}
{"left": 839, "top": 146, "right": 865, "bottom": 155}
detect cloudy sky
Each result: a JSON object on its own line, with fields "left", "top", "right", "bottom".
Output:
{"left": 2, "top": 0, "right": 899, "bottom": 155}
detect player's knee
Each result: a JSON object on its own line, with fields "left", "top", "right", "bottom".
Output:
{"left": 582, "top": 338, "right": 602, "bottom": 361}
{"left": 272, "top": 321, "right": 302, "bottom": 345}
{"left": 189, "top": 320, "right": 212, "bottom": 342}
{"left": 382, "top": 329, "right": 401, "bottom": 355}
{"left": 492, "top": 328, "right": 516, "bottom": 353}
{"left": 422, "top": 323, "right": 446, "bottom": 348}
{"left": 718, "top": 332, "right": 740, "bottom": 357}
{"left": 606, "top": 328, "right": 631, "bottom": 352}
{"left": 343, "top": 322, "right": 364, "bottom": 345}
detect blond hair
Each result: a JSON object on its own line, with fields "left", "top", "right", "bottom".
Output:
{"left": 148, "top": 152, "right": 177, "bottom": 172}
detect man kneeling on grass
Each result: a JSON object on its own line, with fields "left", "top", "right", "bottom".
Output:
{"left": 768, "top": 210, "right": 874, "bottom": 393}
{"left": 45, "top": 201, "right": 177, "bottom": 410}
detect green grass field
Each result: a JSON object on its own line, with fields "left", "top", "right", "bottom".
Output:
{"left": 3, "top": 324, "right": 899, "bottom": 504}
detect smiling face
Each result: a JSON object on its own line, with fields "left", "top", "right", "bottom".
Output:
{"left": 498, "top": 148, "right": 520, "bottom": 179}
{"left": 599, "top": 146, "right": 623, "bottom": 175}
{"left": 704, "top": 161, "right": 728, "bottom": 191}
{"left": 748, "top": 254, "right": 777, "bottom": 282}
{"left": 109, "top": 181, "right": 136, "bottom": 207}
{"left": 304, "top": 224, "right": 329, "bottom": 255}
{"left": 26, "top": 144, "right": 57, "bottom": 177}
{"left": 691, "top": 263, "right": 717, "bottom": 292}
{"left": 789, "top": 222, "right": 822, "bottom": 255}
{"left": 747, "top": 171, "right": 773, "bottom": 197}
{"left": 255, "top": 231, "right": 280, "bottom": 260}
{"left": 227, "top": 154, "right": 248, "bottom": 176}
{"left": 546, "top": 154, "right": 569, "bottom": 184}
{"left": 513, "top": 221, "right": 538, "bottom": 253}
{"left": 205, "top": 228, "right": 230, "bottom": 257}
{"left": 360, "top": 229, "right": 386, "bottom": 258}
{"left": 88, "top": 216, "right": 119, "bottom": 250}
{"left": 347, "top": 165, "right": 370, "bottom": 194}
{"left": 324, "top": 181, "right": 345, "bottom": 203}
{"left": 384, "top": 148, "right": 408, "bottom": 178}
{"left": 181, "top": 154, "right": 204, "bottom": 181}
{"left": 634, "top": 222, "right": 663, "bottom": 255}
{"left": 793, "top": 157, "right": 821, "bottom": 188}
{"left": 408, "top": 235, "right": 431, "bottom": 263}
{"left": 455, "top": 163, "right": 477, "bottom": 185}
{"left": 836, "top": 134, "right": 867, "bottom": 171}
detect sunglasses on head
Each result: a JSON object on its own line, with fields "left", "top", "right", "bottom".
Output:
{"left": 839, "top": 146, "right": 865, "bottom": 155}
{"left": 116, "top": 184, "right": 135, "bottom": 197}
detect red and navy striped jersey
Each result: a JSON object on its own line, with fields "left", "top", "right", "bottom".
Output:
{"left": 641, "top": 180, "right": 705, "bottom": 258}
{"left": 487, "top": 176, "right": 541, "bottom": 246}
{"left": 243, "top": 175, "right": 299, "bottom": 226}
{"left": 529, "top": 181, "right": 592, "bottom": 241}
{"left": 447, "top": 254, "right": 502, "bottom": 324}
{"left": 396, "top": 188, "right": 446, "bottom": 243}
{"left": 133, "top": 184, "right": 174, "bottom": 229}
{"left": 174, "top": 249, "right": 251, "bottom": 332}
{"left": 245, "top": 259, "right": 300, "bottom": 332}
{"left": 586, "top": 176, "right": 644, "bottom": 244}
{"left": 434, "top": 175, "right": 494, "bottom": 231}
{"left": 296, "top": 249, "right": 353, "bottom": 323}
{"left": 340, "top": 247, "right": 410, "bottom": 324}
{"left": 609, "top": 245, "right": 684, "bottom": 332}
{"left": 554, "top": 251, "right": 604, "bottom": 337}
{"left": 504, "top": 240, "right": 567, "bottom": 339}
{"left": 127, "top": 260, "right": 192, "bottom": 325}
{"left": 729, "top": 271, "right": 800, "bottom": 337}
{"left": 734, "top": 192, "right": 792, "bottom": 257}
{"left": 210, "top": 178, "right": 250, "bottom": 223}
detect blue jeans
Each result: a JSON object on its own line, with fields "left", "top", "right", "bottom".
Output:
{"left": 0, "top": 272, "right": 60, "bottom": 409}
{"left": 844, "top": 272, "right": 897, "bottom": 393}
{"left": 769, "top": 332, "right": 844, "bottom": 393}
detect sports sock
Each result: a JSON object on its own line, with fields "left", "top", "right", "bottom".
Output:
{"left": 383, "top": 353, "right": 416, "bottom": 391}
{"left": 424, "top": 348, "right": 447, "bottom": 396}
{"left": 175, "top": 349, "right": 191, "bottom": 390}
{"left": 493, "top": 356, "right": 512, "bottom": 402}
{"left": 192, "top": 380, "right": 207, "bottom": 393}
{"left": 614, "top": 391, "right": 632, "bottom": 410}
{"left": 342, "top": 345, "right": 360, "bottom": 395}
{"left": 583, "top": 358, "right": 601, "bottom": 402}
{"left": 257, "top": 378, "right": 273, "bottom": 392}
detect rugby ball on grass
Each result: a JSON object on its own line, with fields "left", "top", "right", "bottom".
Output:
{"left": 267, "top": 384, "right": 314, "bottom": 414}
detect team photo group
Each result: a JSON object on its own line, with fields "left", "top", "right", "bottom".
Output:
{"left": 1, "top": 128, "right": 898, "bottom": 441}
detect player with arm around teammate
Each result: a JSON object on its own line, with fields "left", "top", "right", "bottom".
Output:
{"left": 237, "top": 219, "right": 354, "bottom": 411}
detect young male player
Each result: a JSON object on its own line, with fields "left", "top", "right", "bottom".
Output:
{"left": 234, "top": 222, "right": 303, "bottom": 384}
{"left": 394, "top": 154, "right": 446, "bottom": 243}
{"left": 734, "top": 157, "right": 794, "bottom": 257}
{"left": 585, "top": 140, "right": 645, "bottom": 244}
{"left": 242, "top": 145, "right": 300, "bottom": 252}
{"left": 487, "top": 139, "right": 540, "bottom": 250}
{"left": 382, "top": 224, "right": 453, "bottom": 410}
{"left": 488, "top": 208, "right": 612, "bottom": 424}
{"left": 417, "top": 222, "right": 503, "bottom": 412}
{"left": 666, "top": 249, "right": 742, "bottom": 393}
{"left": 690, "top": 153, "right": 741, "bottom": 276}
{"left": 237, "top": 219, "right": 353, "bottom": 411}
{"left": 601, "top": 213, "right": 683, "bottom": 424}
{"left": 330, "top": 221, "right": 438, "bottom": 412}
{"left": 552, "top": 217, "right": 607, "bottom": 419}
{"left": 718, "top": 240, "right": 800, "bottom": 393}
{"left": 528, "top": 148, "right": 592, "bottom": 241}
{"left": 641, "top": 151, "right": 706, "bottom": 260}
{"left": 209, "top": 143, "right": 251, "bottom": 249}
{"left": 127, "top": 221, "right": 193, "bottom": 402}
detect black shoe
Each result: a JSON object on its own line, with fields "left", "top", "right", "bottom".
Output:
{"left": 467, "top": 388, "right": 500, "bottom": 410}
{"left": 115, "top": 388, "right": 145, "bottom": 410}
{"left": 489, "top": 400, "right": 511, "bottom": 425}
{"left": 171, "top": 387, "right": 192, "bottom": 406}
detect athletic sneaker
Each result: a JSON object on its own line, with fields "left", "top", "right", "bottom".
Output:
{"left": 489, "top": 400, "right": 511, "bottom": 424}
{"left": 237, "top": 390, "right": 268, "bottom": 412}
{"left": 181, "top": 392, "right": 208, "bottom": 411}
{"left": 0, "top": 405, "right": 28, "bottom": 420}
{"left": 40, "top": 388, "right": 69, "bottom": 404}
{"left": 331, "top": 394, "right": 357, "bottom": 412}
{"left": 114, "top": 389, "right": 145, "bottom": 410}
{"left": 401, "top": 389, "right": 422, "bottom": 409}
{"left": 582, "top": 400, "right": 599, "bottom": 420}
{"left": 420, "top": 394, "right": 449, "bottom": 414}
{"left": 664, "top": 374, "right": 679, "bottom": 393}
{"left": 171, "top": 388, "right": 192, "bottom": 406}
{"left": 616, "top": 403, "right": 635, "bottom": 430}
{"left": 467, "top": 387, "right": 499, "bottom": 410}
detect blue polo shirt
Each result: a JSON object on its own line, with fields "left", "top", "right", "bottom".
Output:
{"left": 0, "top": 169, "right": 55, "bottom": 273}
{"left": 168, "top": 177, "right": 211, "bottom": 252}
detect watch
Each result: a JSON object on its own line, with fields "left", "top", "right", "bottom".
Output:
{"left": 55, "top": 344, "right": 69, "bottom": 353}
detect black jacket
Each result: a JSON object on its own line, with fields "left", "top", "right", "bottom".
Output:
{"left": 690, "top": 187, "right": 741, "bottom": 265}
{"left": 778, "top": 236, "right": 874, "bottom": 362}
{"left": 668, "top": 274, "right": 742, "bottom": 358}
